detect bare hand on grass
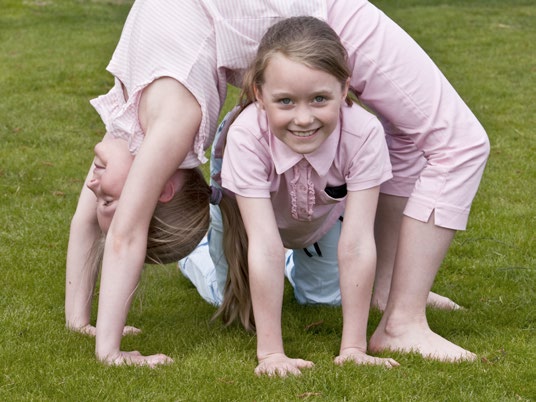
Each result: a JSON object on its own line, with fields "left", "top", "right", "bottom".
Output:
{"left": 72, "top": 324, "right": 141, "bottom": 337}
{"left": 255, "top": 353, "right": 314, "bottom": 377}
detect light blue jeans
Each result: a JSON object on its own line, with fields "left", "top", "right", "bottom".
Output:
{"left": 179, "top": 206, "right": 342, "bottom": 306}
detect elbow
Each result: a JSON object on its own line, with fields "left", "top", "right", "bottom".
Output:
{"left": 107, "top": 230, "right": 146, "bottom": 255}
{"left": 104, "top": 220, "right": 149, "bottom": 260}
{"left": 249, "top": 238, "right": 285, "bottom": 267}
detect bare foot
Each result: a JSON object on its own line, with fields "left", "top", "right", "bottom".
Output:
{"left": 369, "top": 320, "right": 476, "bottom": 362}
{"left": 371, "top": 291, "right": 463, "bottom": 312}
{"left": 427, "top": 291, "right": 463, "bottom": 310}
{"left": 334, "top": 348, "right": 399, "bottom": 368}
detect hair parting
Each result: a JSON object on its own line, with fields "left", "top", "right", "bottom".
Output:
{"left": 239, "top": 15, "right": 352, "bottom": 113}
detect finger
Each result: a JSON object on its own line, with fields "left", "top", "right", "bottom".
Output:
{"left": 255, "top": 364, "right": 298, "bottom": 378}
{"left": 123, "top": 326, "right": 142, "bottom": 336}
{"left": 255, "top": 365, "right": 278, "bottom": 377}
{"left": 145, "top": 354, "right": 174, "bottom": 368}
{"left": 283, "top": 365, "right": 303, "bottom": 377}
{"left": 386, "top": 358, "right": 400, "bottom": 367}
{"left": 294, "top": 359, "right": 315, "bottom": 369}
{"left": 334, "top": 354, "right": 357, "bottom": 365}
{"left": 129, "top": 353, "right": 173, "bottom": 368}
{"left": 370, "top": 357, "right": 400, "bottom": 368}
{"left": 83, "top": 326, "right": 97, "bottom": 337}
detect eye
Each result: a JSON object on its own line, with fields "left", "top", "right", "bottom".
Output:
{"left": 278, "top": 98, "right": 292, "bottom": 105}
{"left": 313, "top": 95, "right": 326, "bottom": 103}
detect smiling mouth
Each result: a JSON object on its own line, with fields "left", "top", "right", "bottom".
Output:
{"left": 290, "top": 129, "right": 317, "bottom": 138}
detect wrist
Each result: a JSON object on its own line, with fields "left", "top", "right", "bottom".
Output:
{"left": 95, "top": 332, "right": 121, "bottom": 363}
{"left": 339, "top": 345, "right": 367, "bottom": 356}
{"left": 257, "top": 351, "right": 286, "bottom": 363}
{"left": 65, "top": 316, "right": 90, "bottom": 331}
{"left": 96, "top": 345, "right": 120, "bottom": 364}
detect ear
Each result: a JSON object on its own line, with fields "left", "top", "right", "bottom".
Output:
{"left": 341, "top": 78, "right": 350, "bottom": 100}
{"left": 158, "top": 181, "right": 175, "bottom": 203}
{"left": 254, "top": 85, "right": 265, "bottom": 110}
{"left": 158, "top": 169, "right": 187, "bottom": 203}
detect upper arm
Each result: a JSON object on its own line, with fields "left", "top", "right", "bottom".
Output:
{"left": 111, "top": 78, "right": 202, "bottom": 234}
{"left": 138, "top": 77, "right": 202, "bottom": 151}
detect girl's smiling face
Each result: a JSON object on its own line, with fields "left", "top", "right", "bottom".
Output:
{"left": 87, "top": 136, "right": 134, "bottom": 232}
{"left": 254, "top": 53, "right": 349, "bottom": 155}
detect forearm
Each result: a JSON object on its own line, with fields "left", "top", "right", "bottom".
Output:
{"left": 65, "top": 217, "right": 101, "bottom": 328}
{"left": 65, "top": 183, "right": 101, "bottom": 329}
{"left": 338, "top": 242, "right": 376, "bottom": 352}
{"left": 95, "top": 230, "right": 147, "bottom": 361}
{"left": 249, "top": 243, "right": 286, "bottom": 361}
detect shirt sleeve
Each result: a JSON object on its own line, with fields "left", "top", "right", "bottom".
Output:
{"left": 344, "top": 111, "right": 393, "bottom": 192}
{"left": 221, "top": 117, "right": 273, "bottom": 198}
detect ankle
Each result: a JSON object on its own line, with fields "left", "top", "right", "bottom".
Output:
{"left": 381, "top": 308, "right": 428, "bottom": 337}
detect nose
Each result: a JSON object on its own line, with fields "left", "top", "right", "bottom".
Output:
{"left": 94, "top": 141, "right": 103, "bottom": 155}
{"left": 293, "top": 105, "right": 314, "bottom": 127}
{"left": 87, "top": 177, "right": 99, "bottom": 194}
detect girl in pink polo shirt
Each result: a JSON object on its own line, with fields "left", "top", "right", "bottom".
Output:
{"left": 212, "top": 16, "right": 398, "bottom": 376}
{"left": 66, "top": 0, "right": 487, "bottom": 367}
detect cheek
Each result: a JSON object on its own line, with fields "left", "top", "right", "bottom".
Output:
{"left": 111, "top": 158, "right": 133, "bottom": 195}
{"left": 265, "top": 108, "right": 288, "bottom": 128}
{"left": 100, "top": 171, "right": 126, "bottom": 199}
{"left": 321, "top": 106, "right": 341, "bottom": 126}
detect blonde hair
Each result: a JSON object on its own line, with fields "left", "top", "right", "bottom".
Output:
{"left": 215, "top": 16, "right": 353, "bottom": 332}
{"left": 214, "top": 194, "right": 253, "bottom": 330}
{"left": 147, "top": 168, "right": 210, "bottom": 264}
{"left": 143, "top": 168, "right": 253, "bottom": 330}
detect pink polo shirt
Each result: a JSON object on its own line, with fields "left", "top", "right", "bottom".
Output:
{"left": 221, "top": 103, "right": 392, "bottom": 249}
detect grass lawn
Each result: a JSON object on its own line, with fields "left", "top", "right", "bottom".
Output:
{"left": 1, "top": 0, "right": 535, "bottom": 400}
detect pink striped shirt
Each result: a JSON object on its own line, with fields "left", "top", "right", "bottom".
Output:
{"left": 90, "top": 0, "right": 488, "bottom": 230}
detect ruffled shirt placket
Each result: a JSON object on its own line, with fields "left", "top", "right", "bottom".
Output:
{"left": 290, "top": 159, "right": 316, "bottom": 222}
